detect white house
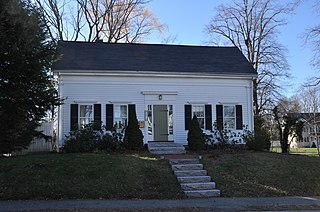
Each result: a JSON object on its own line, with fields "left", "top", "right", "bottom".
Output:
{"left": 53, "top": 41, "right": 257, "bottom": 147}
{"left": 289, "top": 113, "right": 320, "bottom": 148}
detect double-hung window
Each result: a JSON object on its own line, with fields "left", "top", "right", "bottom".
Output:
{"left": 223, "top": 105, "right": 236, "bottom": 129}
{"left": 114, "top": 105, "right": 128, "bottom": 129}
{"left": 192, "top": 105, "right": 205, "bottom": 129}
{"left": 79, "top": 105, "right": 93, "bottom": 128}
{"left": 216, "top": 104, "right": 242, "bottom": 130}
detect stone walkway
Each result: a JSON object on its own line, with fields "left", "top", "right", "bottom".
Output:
{"left": 1, "top": 197, "right": 320, "bottom": 211}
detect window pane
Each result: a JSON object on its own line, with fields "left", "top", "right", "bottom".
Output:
{"left": 198, "top": 118, "right": 204, "bottom": 129}
{"left": 224, "top": 106, "right": 235, "bottom": 117}
{"left": 148, "top": 114, "right": 152, "bottom": 135}
{"left": 80, "top": 105, "right": 92, "bottom": 118}
{"left": 120, "top": 105, "right": 127, "bottom": 117}
{"left": 224, "top": 118, "right": 235, "bottom": 129}
{"left": 169, "top": 105, "right": 173, "bottom": 134}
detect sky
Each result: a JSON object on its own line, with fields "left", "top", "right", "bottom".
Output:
{"left": 147, "top": 0, "right": 319, "bottom": 96}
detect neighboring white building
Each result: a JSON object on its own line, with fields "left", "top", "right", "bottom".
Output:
{"left": 53, "top": 41, "right": 257, "bottom": 147}
{"left": 289, "top": 113, "right": 320, "bottom": 148}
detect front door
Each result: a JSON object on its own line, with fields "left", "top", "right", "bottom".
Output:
{"left": 153, "top": 105, "right": 168, "bottom": 141}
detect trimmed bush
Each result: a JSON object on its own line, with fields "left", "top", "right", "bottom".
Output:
{"left": 124, "top": 107, "right": 144, "bottom": 150}
{"left": 187, "top": 115, "right": 205, "bottom": 151}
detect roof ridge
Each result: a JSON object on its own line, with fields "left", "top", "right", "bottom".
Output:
{"left": 59, "top": 40, "right": 236, "bottom": 49}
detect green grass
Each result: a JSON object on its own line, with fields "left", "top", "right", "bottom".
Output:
{"left": 202, "top": 151, "right": 320, "bottom": 197}
{"left": 0, "top": 153, "right": 184, "bottom": 200}
{"left": 271, "top": 147, "right": 319, "bottom": 155}
{"left": 2, "top": 151, "right": 320, "bottom": 200}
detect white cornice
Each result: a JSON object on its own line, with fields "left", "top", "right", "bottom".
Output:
{"left": 54, "top": 70, "right": 257, "bottom": 80}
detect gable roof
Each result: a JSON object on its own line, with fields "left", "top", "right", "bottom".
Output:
{"left": 53, "top": 41, "right": 257, "bottom": 76}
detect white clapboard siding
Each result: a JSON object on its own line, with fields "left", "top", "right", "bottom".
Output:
{"left": 58, "top": 74, "right": 253, "bottom": 146}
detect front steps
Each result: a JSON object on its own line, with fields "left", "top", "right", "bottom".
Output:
{"left": 169, "top": 158, "right": 220, "bottom": 198}
{"left": 148, "top": 142, "right": 186, "bottom": 155}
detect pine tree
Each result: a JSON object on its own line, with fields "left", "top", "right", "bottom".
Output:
{"left": 124, "top": 106, "right": 144, "bottom": 150}
{"left": 0, "top": 0, "right": 61, "bottom": 153}
{"left": 187, "top": 115, "right": 205, "bottom": 151}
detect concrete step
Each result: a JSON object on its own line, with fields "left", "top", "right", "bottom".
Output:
{"left": 184, "top": 189, "right": 221, "bottom": 198}
{"left": 169, "top": 159, "right": 199, "bottom": 165}
{"left": 148, "top": 142, "right": 184, "bottom": 147}
{"left": 148, "top": 146, "right": 186, "bottom": 151}
{"left": 177, "top": 176, "right": 211, "bottom": 183}
{"left": 181, "top": 182, "right": 216, "bottom": 191}
{"left": 172, "top": 164, "right": 203, "bottom": 171}
{"left": 149, "top": 148, "right": 186, "bottom": 155}
{"left": 174, "top": 170, "right": 207, "bottom": 177}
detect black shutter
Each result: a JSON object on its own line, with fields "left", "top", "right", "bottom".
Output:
{"left": 236, "top": 105, "right": 243, "bottom": 130}
{"left": 106, "top": 104, "right": 113, "bottom": 130}
{"left": 128, "top": 104, "right": 136, "bottom": 123}
{"left": 216, "top": 105, "right": 223, "bottom": 130}
{"left": 205, "top": 105, "right": 212, "bottom": 130}
{"left": 94, "top": 104, "right": 101, "bottom": 130}
{"left": 185, "top": 105, "right": 192, "bottom": 130}
{"left": 70, "top": 104, "right": 78, "bottom": 131}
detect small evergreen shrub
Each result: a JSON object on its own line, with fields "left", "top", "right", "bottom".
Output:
{"left": 245, "top": 116, "right": 271, "bottom": 151}
{"left": 187, "top": 115, "right": 205, "bottom": 151}
{"left": 124, "top": 107, "right": 144, "bottom": 150}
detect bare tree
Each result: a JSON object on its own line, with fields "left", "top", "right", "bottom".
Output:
{"left": 205, "top": 0, "right": 296, "bottom": 115}
{"left": 35, "top": 0, "right": 85, "bottom": 41}
{"left": 35, "top": 0, "right": 165, "bottom": 43}
{"left": 303, "top": 2, "right": 320, "bottom": 85}
{"left": 297, "top": 86, "right": 320, "bottom": 113}
{"left": 273, "top": 97, "right": 303, "bottom": 153}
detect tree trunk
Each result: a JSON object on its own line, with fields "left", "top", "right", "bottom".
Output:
{"left": 253, "top": 79, "right": 259, "bottom": 115}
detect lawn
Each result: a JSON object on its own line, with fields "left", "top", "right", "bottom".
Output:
{"left": 271, "top": 147, "right": 319, "bottom": 156}
{"left": 2, "top": 151, "right": 320, "bottom": 200}
{"left": 202, "top": 151, "right": 320, "bottom": 197}
{"left": 0, "top": 153, "right": 184, "bottom": 200}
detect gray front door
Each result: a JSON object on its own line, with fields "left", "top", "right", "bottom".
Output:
{"left": 154, "top": 105, "right": 168, "bottom": 141}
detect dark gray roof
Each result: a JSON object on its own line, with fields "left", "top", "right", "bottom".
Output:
{"left": 53, "top": 41, "right": 257, "bottom": 75}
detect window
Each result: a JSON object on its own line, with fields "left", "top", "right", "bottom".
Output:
{"left": 79, "top": 105, "right": 93, "bottom": 128}
{"left": 114, "top": 105, "right": 128, "bottom": 128}
{"left": 169, "top": 105, "right": 173, "bottom": 134}
{"left": 223, "top": 105, "right": 236, "bottom": 129}
{"left": 147, "top": 105, "right": 152, "bottom": 135}
{"left": 192, "top": 105, "right": 205, "bottom": 129}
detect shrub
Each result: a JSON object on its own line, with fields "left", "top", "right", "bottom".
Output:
{"left": 97, "top": 125, "right": 125, "bottom": 152}
{"left": 63, "top": 123, "right": 126, "bottom": 153}
{"left": 245, "top": 116, "right": 271, "bottom": 151}
{"left": 205, "top": 122, "right": 244, "bottom": 150}
{"left": 123, "top": 107, "right": 144, "bottom": 150}
{"left": 63, "top": 124, "right": 99, "bottom": 153}
{"left": 188, "top": 115, "right": 205, "bottom": 151}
